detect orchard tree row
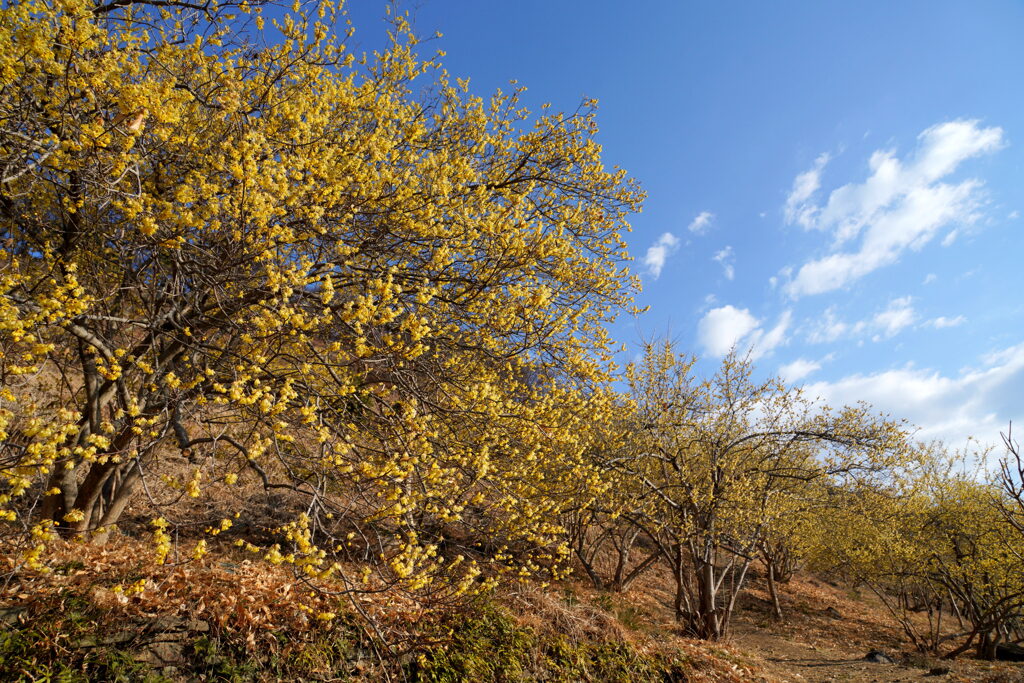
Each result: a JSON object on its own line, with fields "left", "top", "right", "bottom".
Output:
{"left": 570, "top": 342, "right": 1024, "bottom": 659}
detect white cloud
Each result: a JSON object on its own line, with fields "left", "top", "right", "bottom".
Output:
{"left": 807, "top": 297, "right": 920, "bottom": 344}
{"left": 779, "top": 358, "right": 822, "bottom": 383}
{"left": 872, "top": 296, "right": 916, "bottom": 339}
{"left": 929, "top": 315, "right": 966, "bottom": 329}
{"left": 697, "top": 293, "right": 719, "bottom": 314}
{"left": 757, "top": 312, "right": 793, "bottom": 358}
{"left": 788, "top": 182, "right": 983, "bottom": 296}
{"left": 804, "top": 343, "right": 1024, "bottom": 446}
{"left": 698, "top": 306, "right": 758, "bottom": 356}
{"left": 806, "top": 306, "right": 857, "bottom": 344}
{"left": 698, "top": 306, "right": 791, "bottom": 360}
{"left": 688, "top": 211, "right": 715, "bottom": 234}
{"left": 643, "top": 232, "right": 680, "bottom": 278}
{"left": 783, "top": 120, "right": 1004, "bottom": 298}
{"left": 770, "top": 266, "right": 793, "bottom": 290}
{"left": 923, "top": 273, "right": 937, "bottom": 285}
{"left": 713, "top": 245, "right": 735, "bottom": 280}
{"left": 784, "top": 152, "right": 830, "bottom": 228}
{"left": 1009, "top": 210, "right": 1020, "bottom": 220}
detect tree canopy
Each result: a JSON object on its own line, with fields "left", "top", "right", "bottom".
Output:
{"left": 0, "top": 0, "right": 641, "bottom": 595}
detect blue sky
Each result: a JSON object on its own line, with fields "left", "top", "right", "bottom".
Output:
{"left": 343, "top": 1, "right": 1024, "bottom": 447}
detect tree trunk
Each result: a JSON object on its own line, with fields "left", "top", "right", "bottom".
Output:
{"left": 39, "top": 466, "right": 78, "bottom": 525}
{"left": 575, "top": 546, "right": 604, "bottom": 591}
{"left": 697, "top": 560, "right": 721, "bottom": 639}
{"left": 672, "top": 543, "right": 688, "bottom": 624}
{"left": 616, "top": 550, "right": 660, "bottom": 593}
{"left": 977, "top": 631, "right": 997, "bottom": 660}
{"left": 767, "top": 560, "right": 784, "bottom": 621}
{"left": 611, "top": 528, "right": 637, "bottom": 590}
{"left": 88, "top": 461, "right": 145, "bottom": 544}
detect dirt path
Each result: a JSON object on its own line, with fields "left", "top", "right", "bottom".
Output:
{"left": 733, "top": 627, "right": 934, "bottom": 682}
{"left": 732, "top": 626, "right": 1024, "bottom": 682}
{"left": 581, "top": 565, "right": 1024, "bottom": 682}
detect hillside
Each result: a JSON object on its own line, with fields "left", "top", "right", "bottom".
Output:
{"left": 2, "top": 1, "right": 1024, "bottom": 682}
{"left": 3, "top": 539, "right": 1023, "bottom": 682}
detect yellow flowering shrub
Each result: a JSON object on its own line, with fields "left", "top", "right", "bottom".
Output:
{"left": 0, "top": 0, "right": 641, "bottom": 601}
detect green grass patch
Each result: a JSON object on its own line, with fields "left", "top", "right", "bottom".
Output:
{"left": 408, "top": 600, "right": 689, "bottom": 683}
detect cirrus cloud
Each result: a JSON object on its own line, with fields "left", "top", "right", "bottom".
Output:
{"left": 779, "top": 357, "right": 822, "bottom": 383}
{"left": 783, "top": 120, "right": 1005, "bottom": 298}
{"left": 713, "top": 245, "right": 735, "bottom": 280}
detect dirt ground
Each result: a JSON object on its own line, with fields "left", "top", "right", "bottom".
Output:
{"left": 568, "top": 557, "right": 1024, "bottom": 683}
{"left": 734, "top": 626, "right": 948, "bottom": 683}
{"left": 734, "top": 625, "right": 1024, "bottom": 682}
{"left": 728, "top": 574, "right": 1024, "bottom": 683}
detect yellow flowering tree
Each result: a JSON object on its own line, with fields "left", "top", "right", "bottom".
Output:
{"left": 811, "top": 446, "right": 1024, "bottom": 659}
{"left": 563, "top": 399, "right": 665, "bottom": 593}
{"left": 616, "top": 342, "right": 909, "bottom": 640}
{"left": 926, "top": 471, "right": 1024, "bottom": 659}
{"left": 757, "top": 480, "right": 827, "bottom": 620}
{"left": 999, "top": 426, "right": 1024, "bottom": 540}
{"left": 0, "top": 0, "right": 642, "bottom": 596}
{"left": 803, "top": 472, "right": 942, "bottom": 651}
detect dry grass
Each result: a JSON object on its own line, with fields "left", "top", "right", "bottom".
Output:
{"left": 5, "top": 532, "right": 1024, "bottom": 681}
{"left": 1, "top": 537, "right": 347, "bottom": 645}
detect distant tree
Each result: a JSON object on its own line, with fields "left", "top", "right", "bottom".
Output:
{"left": 757, "top": 482, "right": 824, "bottom": 620}
{"left": 805, "top": 465, "right": 944, "bottom": 653}
{"left": 815, "top": 446, "right": 1024, "bottom": 659}
{"left": 563, "top": 403, "right": 663, "bottom": 593}
{"left": 615, "top": 342, "right": 908, "bottom": 640}
{"left": 998, "top": 426, "right": 1024, "bottom": 539}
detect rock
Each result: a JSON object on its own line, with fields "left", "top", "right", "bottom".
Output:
{"left": 863, "top": 649, "right": 894, "bottom": 664}
{"left": 927, "top": 665, "right": 951, "bottom": 676}
{"left": 186, "top": 619, "right": 210, "bottom": 633}
{"left": 824, "top": 606, "right": 842, "bottom": 619}
{"left": 148, "top": 615, "right": 185, "bottom": 634}
{"left": 995, "top": 643, "right": 1024, "bottom": 662}
{"left": 129, "top": 617, "right": 204, "bottom": 668}
{"left": 0, "top": 607, "right": 25, "bottom": 625}
{"left": 137, "top": 637, "right": 187, "bottom": 667}
{"left": 101, "top": 631, "right": 137, "bottom": 646}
